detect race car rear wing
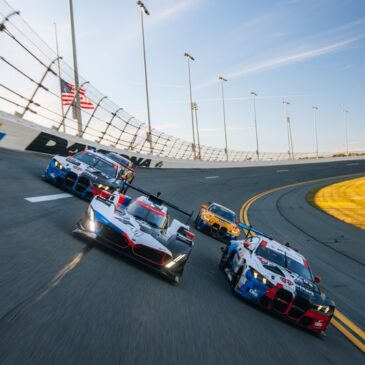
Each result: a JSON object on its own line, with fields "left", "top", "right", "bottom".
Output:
{"left": 125, "top": 183, "right": 194, "bottom": 223}
{"left": 239, "top": 222, "right": 273, "bottom": 240}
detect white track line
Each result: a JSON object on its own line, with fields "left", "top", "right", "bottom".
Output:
{"left": 25, "top": 193, "right": 73, "bottom": 203}
{"left": 346, "top": 163, "right": 359, "bottom": 166}
{"left": 276, "top": 169, "right": 289, "bottom": 173}
{"left": 205, "top": 176, "right": 219, "bottom": 179}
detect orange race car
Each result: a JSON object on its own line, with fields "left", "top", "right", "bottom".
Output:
{"left": 195, "top": 202, "right": 240, "bottom": 242}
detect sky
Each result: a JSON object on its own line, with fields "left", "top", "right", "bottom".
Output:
{"left": 1, "top": 0, "right": 365, "bottom": 154}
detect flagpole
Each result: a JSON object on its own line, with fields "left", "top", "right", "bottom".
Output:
{"left": 54, "top": 22, "right": 66, "bottom": 133}
{"left": 68, "top": 0, "right": 82, "bottom": 136}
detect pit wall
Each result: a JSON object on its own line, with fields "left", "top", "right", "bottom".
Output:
{"left": 1, "top": 111, "right": 364, "bottom": 168}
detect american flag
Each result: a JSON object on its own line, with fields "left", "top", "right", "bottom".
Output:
{"left": 60, "top": 79, "right": 94, "bottom": 110}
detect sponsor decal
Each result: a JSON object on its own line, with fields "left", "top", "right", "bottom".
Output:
{"left": 26, "top": 132, "right": 156, "bottom": 168}
{"left": 0, "top": 132, "right": 6, "bottom": 141}
{"left": 258, "top": 257, "right": 268, "bottom": 265}
{"left": 280, "top": 277, "right": 294, "bottom": 286}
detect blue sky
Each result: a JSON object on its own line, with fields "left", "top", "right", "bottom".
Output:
{"left": 1, "top": 0, "right": 365, "bottom": 153}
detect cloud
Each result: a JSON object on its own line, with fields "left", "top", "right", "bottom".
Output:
{"left": 198, "top": 34, "right": 365, "bottom": 89}
{"left": 154, "top": 0, "right": 200, "bottom": 22}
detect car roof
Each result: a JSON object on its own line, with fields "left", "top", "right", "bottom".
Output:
{"left": 81, "top": 150, "right": 123, "bottom": 169}
{"left": 209, "top": 202, "right": 236, "bottom": 215}
{"left": 136, "top": 196, "right": 168, "bottom": 214}
{"left": 256, "top": 235, "right": 308, "bottom": 266}
{"left": 107, "top": 152, "right": 133, "bottom": 166}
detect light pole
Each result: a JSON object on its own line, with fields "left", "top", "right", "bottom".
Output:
{"left": 251, "top": 91, "right": 259, "bottom": 160}
{"left": 137, "top": 1, "right": 153, "bottom": 154}
{"left": 283, "top": 101, "right": 293, "bottom": 160}
{"left": 68, "top": 0, "right": 82, "bottom": 135}
{"left": 54, "top": 22, "right": 66, "bottom": 132}
{"left": 343, "top": 108, "right": 349, "bottom": 157}
{"left": 184, "top": 52, "right": 197, "bottom": 159}
{"left": 219, "top": 76, "right": 229, "bottom": 161}
{"left": 312, "top": 106, "right": 319, "bottom": 159}
{"left": 57, "top": 80, "right": 89, "bottom": 132}
{"left": 192, "top": 102, "right": 201, "bottom": 159}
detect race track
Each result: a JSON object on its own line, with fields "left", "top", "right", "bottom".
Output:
{"left": 0, "top": 148, "right": 364, "bottom": 364}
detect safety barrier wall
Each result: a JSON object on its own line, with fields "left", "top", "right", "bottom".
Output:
{"left": 2, "top": 111, "right": 365, "bottom": 169}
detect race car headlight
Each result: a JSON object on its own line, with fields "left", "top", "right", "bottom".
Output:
{"left": 88, "top": 206, "right": 95, "bottom": 220}
{"left": 201, "top": 213, "right": 211, "bottom": 222}
{"left": 97, "top": 184, "right": 110, "bottom": 191}
{"left": 231, "top": 226, "right": 240, "bottom": 235}
{"left": 54, "top": 160, "right": 65, "bottom": 170}
{"left": 314, "top": 305, "right": 331, "bottom": 314}
{"left": 87, "top": 206, "right": 96, "bottom": 232}
{"left": 251, "top": 268, "right": 269, "bottom": 285}
{"left": 165, "top": 254, "right": 187, "bottom": 269}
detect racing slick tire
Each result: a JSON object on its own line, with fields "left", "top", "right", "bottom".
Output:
{"left": 230, "top": 266, "right": 243, "bottom": 294}
{"left": 219, "top": 246, "right": 231, "bottom": 269}
{"left": 194, "top": 216, "right": 202, "bottom": 230}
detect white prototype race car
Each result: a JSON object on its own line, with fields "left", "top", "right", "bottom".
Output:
{"left": 74, "top": 187, "right": 195, "bottom": 283}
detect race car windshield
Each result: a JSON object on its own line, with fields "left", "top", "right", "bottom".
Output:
{"left": 94, "top": 159, "right": 118, "bottom": 179}
{"left": 74, "top": 152, "right": 118, "bottom": 178}
{"left": 208, "top": 205, "right": 236, "bottom": 223}
{"left": 255, "top": 245, "right": 313, "bottom": 281}
{"left": 127, "top": 201, "right": 167, "bottom": 229}
{"left": 108, "top": 153, "right": 132, "bottom": 168}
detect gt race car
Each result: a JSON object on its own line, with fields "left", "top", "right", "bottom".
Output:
{"left": 44, "top": 150, "right": 128, "bottom": 200}
{"left": 220, "top": 223, "right": 335, "bottom": 333}
{"left": 104, "top": 152, "right": 136, "bottom": 184}
{"left": 195, "top": 202, "right": 240, "bottom": 242}
{"left": 74, "top": 187, "right": 195, "bottom": 283}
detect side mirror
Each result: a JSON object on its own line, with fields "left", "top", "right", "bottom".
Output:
{"left": 244, "top": 241, "right": 251, "bottom": 249}
{"left": 200, "top": 204, "right": 208, "bottom": 210}
{"left": 314, "top": 275, "right": 321, "bottom": 283}
{"left": 183, "top": 229, "right": 195, "bottom": 240}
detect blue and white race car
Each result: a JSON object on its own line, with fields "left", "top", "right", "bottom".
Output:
{"left": 220, "top": 224, "right": 335, "bottom": 333}
{"left": 44, "top": 150, "right": 128, "bottom": 200}
{"left": 73, "top": 188, "right": 195, "bottom": 283}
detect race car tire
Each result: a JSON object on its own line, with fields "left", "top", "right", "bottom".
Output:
{"left": 194, "top": 216, "right": 202, "bottom": 230}
{"left": 219, "top": 247, "right": 231, "bottom": 269}
{"left": 231, "top": 266, "right": 243, "bottom": 293}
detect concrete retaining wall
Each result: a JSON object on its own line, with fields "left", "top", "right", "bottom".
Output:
{"left": 1, "top": 110, "right": 364, "bottom": 168}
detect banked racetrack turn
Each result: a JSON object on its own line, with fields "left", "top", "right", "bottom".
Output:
{"left": 0, "top": 148, "right": 364, "bottom": 364}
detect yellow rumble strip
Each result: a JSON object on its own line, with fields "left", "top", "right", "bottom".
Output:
{"left": 308, "top": 176, "right": 365, "bottom": 231}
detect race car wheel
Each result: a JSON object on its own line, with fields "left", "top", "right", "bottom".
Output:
{"left": 231, "top": 266, "right": 243, "bottom": 293}
{"left": 219, "top": 247, "right": 231, "bottom": 269}
{"left": 194, "top": 216, "right": 202, "bottom": 230}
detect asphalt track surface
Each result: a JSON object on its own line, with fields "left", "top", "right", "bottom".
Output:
{"left": 0, "top": 148, "right": 364, "bottom": 364}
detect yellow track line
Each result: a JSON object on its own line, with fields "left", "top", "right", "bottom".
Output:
{"left": 331, "top": 318, "right": 365, "bottom": 353}
{"left": 239, "top": 173, "right": 365, "bottom": 353}
{"left": 335, "top": 310, "right": 365, "bottom": 341}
